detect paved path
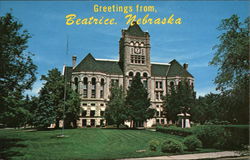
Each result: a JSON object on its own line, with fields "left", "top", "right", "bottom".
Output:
{"left": 121, "top": 151, "right": 241, "bottom": 160}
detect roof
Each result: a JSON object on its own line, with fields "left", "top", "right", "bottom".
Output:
{"left": 151, "top": 64, "right": 170, "bottom": 77}
{"left": 64, "top": 54, "right": 193, "bottom": 80}
{"left": 73, "top": 53, "right": 123, "bottom": 75}
{"left": 167, "top": 59, "right": 194, "bottom": 78}
{"left": 124, "top": 22, "right": 147, "bottom": 37}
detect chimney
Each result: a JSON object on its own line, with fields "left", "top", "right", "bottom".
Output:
{"left": 183, "top": 63, "right": 188, "bottom": 70}
{"left": 72, "top": 56, "right": 77, "bottom": 68}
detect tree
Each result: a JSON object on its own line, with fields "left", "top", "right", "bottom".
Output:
{"left": 191, "top": 93, "right": 221, "bottom": 124}
{"left": 34, "top": 68, "right": 81, "bottom": 129}
{"left": 0, "top": 13, "right": 37, "bottom": 126}
{"left": 105, "top": 84, "right": 127, "bottom": 128}
{"left": 210, "top": 15, "right": 249, "bottom": 124}
{"left": 125, "top": 74, "right": 155, "bottom": 128}
{"left": 39, "top": 68, "right": 64, "bottom": 128}
{"left": 163, "top": 80, "right": 195, "bottom": 123}
{"left": 64, "top": 87, "right": 81, "bottom": 128}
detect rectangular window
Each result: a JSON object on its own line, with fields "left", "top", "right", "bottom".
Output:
{"left": 160, "top": 92, "right": 163, "bottom": 100}
{"left": 82, "top": 110, "right": 87, "bottom": 117}
{"left": 100, "top": 111, "right": 104, "bottom": 116}
{"left": 91, "top": 90, "right": 96, "bottom": 98}
{"left": 100, "top": 90, "right": 104, "bottom": 98}
{"left": 159, "top": 82, "right": 163, "bottom": 88}
{"left": 83, "top": 89, "right": 87, "bottom": 98}
{"left": 161, "top": 119, "right": 165, "bottom": 124}
{"left": 155, "top": 92, "right": 159, "bottom": 100}
{"left": 90, "top": 110, "right": 95, "bottom": 117}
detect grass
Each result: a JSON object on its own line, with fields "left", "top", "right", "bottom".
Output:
{"left": 0, "top": 128, "right": 218, "bottom": 160}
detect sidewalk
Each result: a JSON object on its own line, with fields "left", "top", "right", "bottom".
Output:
{"left": 121, "top": 151, "right": 242, "bottom": 160}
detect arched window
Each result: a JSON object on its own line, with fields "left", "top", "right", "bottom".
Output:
{"left": 83, "top": 77, "right": 88, "bottom": 98}
{"left": 91, "top": 78, "right": 96, "bottom": 98}
{"left": 100, "top": 78, "right": 104, "bottom": 98}
{"left": 136, "top": 72, "right": 140, "bottom": 77}
{"left": 129, "top": 71, "right": 134, "bottom": 77}
{"left": 74, "top": 77, "right": 78, "bottom": 93}
{"left": 170, "top": 81, "right": 174, "bottom": 87}
{"left": 143, "top": 72, "right": 148, "bottom": 78}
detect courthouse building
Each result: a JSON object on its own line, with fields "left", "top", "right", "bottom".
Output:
{"left": 63, "top": 22, "right": 194, "bottom": 128}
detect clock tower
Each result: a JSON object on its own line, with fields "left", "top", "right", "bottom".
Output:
{"left": 119, "top": 22, "right": 151, "bottom": 89}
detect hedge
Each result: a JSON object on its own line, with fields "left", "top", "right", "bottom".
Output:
{"left": 156, "top": 126, "right": 193, "bottom": 137}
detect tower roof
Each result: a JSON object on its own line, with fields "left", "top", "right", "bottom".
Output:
{"left": 125, "top": 22, "right": 147, "bottom": 37}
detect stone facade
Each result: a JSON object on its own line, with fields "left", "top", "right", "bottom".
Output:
{"left": 63, "top": 23, "right": 194, "bottom": 128}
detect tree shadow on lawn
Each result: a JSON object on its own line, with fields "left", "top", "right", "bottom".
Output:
{"left": 0, "top": 138, "right": 27, "bottom": 160}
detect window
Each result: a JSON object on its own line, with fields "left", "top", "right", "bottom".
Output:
{"left": 161, "top": 119, "right": 165, "bottom": 124}
{"left": 82, "top": 103, "right": 87, "bottom": 106}
{"left": 129, "top": 80, "right": 132, "bottom": 87}
{"left": 100, "top": 103, "right": 104, "bottom": 106}
{"left": 129, "top": 71, "right": 134, "bottom": 77}
{"left": 160, "top": 92, "right": 163, "bottom": 100}
{"left": 100, "top": 79, "right": 104, "bottom": 98}
{"left": 170, "top": 81, "right": 174, "bottom": 87}
{"left": 90, "top": 110, "right": 95, "bottom": 117}
{"left": 130, "top": 54, "right": 145, "bottom": 64}
{"left": 91, "top": 103, "right": 95, "bottom": 106}
{"left": 143, "top": 80, "right": 148, "bottom": 89}
{"left": 83, "top": 77, "right": 88, "bottom": 98}
{"left": 100, "top": 111, "right": 104, "bottom": 116}
{"left": 143, "top": 72, "right": 148, "bottom": 78}
{"left": 156, "top": 119, "right": 160, "bottom": 124}
{"left": 156, "top": 111, "right": 160, "bottom": 117}
{"left": 82, "top": 110, "right": 87, "bottom": 117}
{"left": 91, "top": 78, "right": 96, "bottom": 98}
{"left": 136, "top": 72, "right": 140, "bottom": 77}
{"left": 155, "top": 91, "right": 164, "bottom": 100}
{"left": 156, "top": 81, "right": 163, "bottom": 89}
{"left": 74, "top": 77, "right": 78, "bottom": 93}
{"left": 155, "top": 91, "right": 159, "bottom": 100}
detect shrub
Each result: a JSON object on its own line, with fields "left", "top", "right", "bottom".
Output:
{"left": 194, "top": 125, "right": 229, "bottom": 149}
{"left": 183, "top": 136, "right": 202, "bottom": 151}
{"left": 161, "top": 139, "right": 184, "bottom": 153}
{"left": 149, "top": 139, "right": 160, "bottom": 151}
{"left": 156, "top": 126, "right": 193, "bottom": 137}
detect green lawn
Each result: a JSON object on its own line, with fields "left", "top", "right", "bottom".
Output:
{"left": 0, "top": 128, "right": 218, "bottom": 160}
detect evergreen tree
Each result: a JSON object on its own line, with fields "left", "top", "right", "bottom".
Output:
{"left": 34, "top": 68, "right": 81, "bottom": 129}
{"left": 64, "top": 87, "right": 81, "bottom": 128}
{"left": 0, "top": 13, "right": 37, "bottom": 126}
{"left": 125, "top": 74, "right": 155, "bottom": 128}
{"left": 105, "top": 84, "right": 127, "bottom": 128}
{"left": 163, "top": 80, "right": 195, "bottom": 123}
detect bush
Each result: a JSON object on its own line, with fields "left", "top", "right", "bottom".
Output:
{"left": 161, "top": 139, "right": 184, "bottom": 153}
{"left": 194, "top": 125, "right": 229, "bottom": 149}
{"left": 156, "top": 126, "right": 193, "bottom": 137}
{"left": 149, "top": 139, "right": 160, "bottom": 151}
{"left": 183, "top": 136, "right": 202, "bottom": 151}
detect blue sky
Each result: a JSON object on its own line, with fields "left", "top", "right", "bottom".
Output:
{"left": 1, "top": 1, "right": 249, "bottom": 97}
